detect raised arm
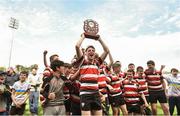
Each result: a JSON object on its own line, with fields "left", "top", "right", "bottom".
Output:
{"left": 75, "top": 34, "right": 85, "bottom": 59}
{"left": 43, "top": 50, "right": 48, "bottom": 67}
{"left": 160, "top": 65, "right": 165, "bottom": 73}
{"left": 98, "top": 37, "right": 109, "bottom": 62}
{"left": 69, "top": 70, "right": 80, "bottom": 81}
{"left": 108, "top": 51, "right": 114, "bottom": 68}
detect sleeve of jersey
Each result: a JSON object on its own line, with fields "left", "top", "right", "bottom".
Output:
{"left": 138, "top": 84, "right": 143, "bottom": 94}
{"left": 43, "top": 67, "right": 53, "bottom": 77}
{"left": 106, "top": 75, "right": 111, "bottom": 84}
{"left": 12, "top": 82, "right": 17, "bottom": 90}
{"left": 41, "top": 84, "right": 50, "bottom": 99}
{"left": 121, "top": 80, "right": 125, "bottom": 93}
{"left": 61, "top": 76, "right": 75, "bottom": 91}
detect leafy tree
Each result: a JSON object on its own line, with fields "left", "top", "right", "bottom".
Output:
{"left": 0, "top": 66, "right": 6, "bottom": 71}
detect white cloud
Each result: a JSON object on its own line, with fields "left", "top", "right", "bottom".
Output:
{"left": 106, "top": 32, "right": 180, "bottom": 71}
{"left": 175, "top": 20, "right": 180, "bottom": 28}
{"left": 129, "top": 24, "right": 140, "bottom": 32}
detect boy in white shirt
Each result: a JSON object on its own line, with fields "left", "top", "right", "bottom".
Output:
{"left": 10, "top": 71, "right": 31, "bottom": 115}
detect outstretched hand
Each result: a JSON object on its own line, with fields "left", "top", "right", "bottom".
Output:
{"left": 48, "top": 92, "right": 56, "bottom": 100}
{"left": 43, "top": 50, "right": 48, "bottom": 55}
{"left": 160, "top": 65, "right": 165, "bottom": 70}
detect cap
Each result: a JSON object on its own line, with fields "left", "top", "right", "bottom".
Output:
{"left": 112, "top": 61, "right": 121, "bottom": 67}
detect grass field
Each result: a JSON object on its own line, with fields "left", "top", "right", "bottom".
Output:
{"left": 24, "top": 100, "right": 177, "bottom": 115}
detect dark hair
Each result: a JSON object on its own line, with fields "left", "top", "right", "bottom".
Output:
{"left": 20, "top": 71, "right": 29, "bottom": 77}
{"left": 85, "top": 45, "right": 95, "bottom": 52}
{"left": 64, "top": 63, "right": 72, "bottom": 69}
{"left": 50, "top": 54, "right": 59, "bottom": 62}
{"left": 127, "top": 69, "right": 135, "bottom": 76}
{"left": 147, "top": 60, "right": 155, "bottom": 65}
{"left": 50, "top": 60, "right": 64, "bottom": 71}
{"left": 136, "top": 66, "right": 144, "bottom": 71}
{"left": 128, "top": 63, "right": 135, "bottom": 67}
{"left": 171, "top": 68, "right": 178, "bottom": 73}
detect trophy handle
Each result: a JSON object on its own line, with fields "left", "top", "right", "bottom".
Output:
{"left": 84, "top": 32, "right": 100, "bottom": 40}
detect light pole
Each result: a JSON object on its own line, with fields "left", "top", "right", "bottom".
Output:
{"left": 8, "top": 17, "right": 19, "bottom": 67}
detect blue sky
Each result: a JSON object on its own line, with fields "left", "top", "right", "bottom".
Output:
{"left": 0, "top": 0, "right": 180, "bottom": 71}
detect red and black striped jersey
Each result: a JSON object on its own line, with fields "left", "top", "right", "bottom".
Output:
{"left": 108, "top": 73, "right": 123, "bottom": 97}
{"left": 98, "top": 64, "right": 111, "bottom": 97}
{"left": 63, "top": 85, "right": 70, "bottom": 100}
{"left": 134, "top": 74, "right": 149, "bottom": 96}
{"left": 122, "top": 78, "right": 141, "bottom": 105}
{"left": 79, "top": 60, "right": 100, "bottom": 95}
{"left": 145, "top": 69, "right": 164, "bottom": 91}
{"left": 70, "top": 80, "right": 80, "bottom": 103}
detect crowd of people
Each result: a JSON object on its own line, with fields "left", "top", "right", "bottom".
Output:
{"left": 0, "top": 66, "right": 43, "bottom": 115}
{"left": 0, "top": 33, "right": 180, "bottom": 116}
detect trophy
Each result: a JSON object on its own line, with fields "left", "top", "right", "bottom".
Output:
{"left": 83, "top": 19, "right": 100, "bottom": 40}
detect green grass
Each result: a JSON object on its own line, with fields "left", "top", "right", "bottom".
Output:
{"left": 24, "top": 101, "right": 177, "bottom": 115}
{"left": 24, "top": 100, "right": 43, "bottom": 115}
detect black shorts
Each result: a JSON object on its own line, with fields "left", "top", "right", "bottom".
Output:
{"left": 10, "top": 104, "right": 26, "bottom": 115}
{"left": 127, "top": 104, "right": 141, "bottom": 114}
{"left": 80, "top": 93, "right": 102, "bottom": 111}
{"left": 64, "top": 98, "right": 71, "bottom": 112}
{"left": 71, "top": 101, "right": 81, "bottom": 115}
{"left": 149, "top": 90, "right": 167, "bottom": 103}
{"left": 109, "top": 94, "right": 125, "bottom": 107}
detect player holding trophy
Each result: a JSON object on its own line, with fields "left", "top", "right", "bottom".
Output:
{"left": 75, "top": 19, "right": 109, "bottom": 115}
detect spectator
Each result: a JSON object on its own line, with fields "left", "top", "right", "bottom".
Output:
{"left": 28, "top": 67, "right": 42, "bottom": 115}
{"left": 0, "top": 71, "right": 11, "bottom": 115}
{"left": 5, "top": 67, "right": 19, "bottom": 88}
{"left": 164, "top": 68, "right": 180, "bottom": 115}
{"left": 10, "top": 71, "right": 31, "bottom": 115}
{"left": 42, "top": 60, "right": 66, "bottom": 115}
{"left": 4, "top": 67, "right": 19, "bottom": 113}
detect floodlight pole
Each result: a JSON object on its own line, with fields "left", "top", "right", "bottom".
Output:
{"left": 8, "top": 17, "right": 19, "bottom": 67}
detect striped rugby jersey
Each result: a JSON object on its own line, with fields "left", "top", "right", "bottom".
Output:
{"left": 108, "top": 73, "right": 123, "bottom": 97}
{"left": 79, "top": 60, "right": 100, "bottom": 95}
{"left": 122, "top": 78, "right": 141, "bottom": 105}
{"left": 145, "top": 69, "right": 164, "bottom": 91}
{"left": 134, "top": 74, "right": 149, "bottom": 96}
{"left": 70, "top": 80, "right": 80, "bottom": 103}
{"left": 98, "top": 64, "right": 110, "bottom": 97}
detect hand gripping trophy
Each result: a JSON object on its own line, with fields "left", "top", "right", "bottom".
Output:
{"left": 83, "top": 19, "right": 100, "bottom": 40}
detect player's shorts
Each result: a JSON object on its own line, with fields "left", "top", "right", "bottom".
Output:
{"left": 127, "top": 104, "right": 141, "bottom": 114}
{"left": 149, "top": 90, "right": 167, "bottom": 103}
{"left": 109, "top": 94, "right": 126, "bottom": 107}
{"left": 80, "top": 93, "right": 102, "bottom": 111}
